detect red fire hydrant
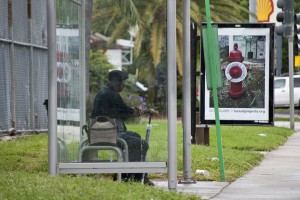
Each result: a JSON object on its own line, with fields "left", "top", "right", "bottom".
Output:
{"left": 225, "top": 43, "right": 248, "bottom": 98}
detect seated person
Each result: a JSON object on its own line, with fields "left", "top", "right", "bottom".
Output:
{"left": 91, "top": 70, "right": 154, "bottom": 186}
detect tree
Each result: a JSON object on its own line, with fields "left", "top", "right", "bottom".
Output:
{"left": 92, "top": 0, "right": 249, "bottom": 77}
{"left": 231, "top": 0, "right": 250, "bottom": 20}
{"left": 91, "top": 0, "right": 249, "bottom": 112}
{"left": 85, "top": 0, "right": 93, "bottom": 97}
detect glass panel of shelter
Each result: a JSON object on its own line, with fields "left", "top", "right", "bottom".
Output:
{"left": 56, "top": 0, "right": 81, "bottom": 162}
{"left": 56, "top": 0, "right": 168, "bottom": 175}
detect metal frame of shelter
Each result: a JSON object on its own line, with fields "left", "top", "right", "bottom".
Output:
{"left": 47, "top": 0, "right": 178, "bottom": 190}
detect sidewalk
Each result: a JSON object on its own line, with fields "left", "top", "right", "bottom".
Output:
{"left": 154, "top": 122, "right": 300, "bottom": 200}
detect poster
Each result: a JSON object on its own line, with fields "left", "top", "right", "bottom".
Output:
{"left": 200, "top": 23, "right": 274, "bottom": 125}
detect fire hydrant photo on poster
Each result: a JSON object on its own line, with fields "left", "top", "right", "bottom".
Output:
{"left": 203, "top": 25, "right": 273, "bottom": 124}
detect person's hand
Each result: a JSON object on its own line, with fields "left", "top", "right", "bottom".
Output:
{"left": 133, "top": 107, "right": 142, "bottom": 116}
{"left": 141, "top": 108, "right": 158, "bottom": 115}
{"left": 134, "top": 107, "right": 158, "bottom": 116}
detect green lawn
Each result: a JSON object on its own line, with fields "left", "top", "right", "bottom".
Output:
{"left": 130, "top": 120, "right": 294, "bottom": 181}
{"left": 0, "top": 120, "right": 294, "bottom": 199}
{"left": 274, "top": 117, "right": 300, "bottom": 122}
{"left": 274, "top": 107, "right": 300, "bottom": 122}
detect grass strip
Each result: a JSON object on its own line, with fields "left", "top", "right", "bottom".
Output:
{"left": 0, "top": 120, "right": 294, "bottom": 199}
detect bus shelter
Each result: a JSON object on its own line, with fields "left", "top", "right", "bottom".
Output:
{"left": 47, "top": 0, "right": 177, "bottom": 189}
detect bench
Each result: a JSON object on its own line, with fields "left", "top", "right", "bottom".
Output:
{"left": 78, "top": 123, "right": 129, "bottom": 181}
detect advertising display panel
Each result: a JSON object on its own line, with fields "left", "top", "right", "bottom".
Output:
{"left": 200, "top": 23, "right": 275, "bottom": 125}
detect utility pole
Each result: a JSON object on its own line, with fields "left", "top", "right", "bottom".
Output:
{"left": 276, "top": 0, "right": 295, "bottom": 130}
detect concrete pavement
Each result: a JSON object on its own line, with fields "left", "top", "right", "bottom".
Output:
{"left": 154, "top": 122, "right": 300, "bottom": 200}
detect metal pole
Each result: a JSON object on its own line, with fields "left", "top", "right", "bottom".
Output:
{"left": 48, "top": 0, "right": 57, "bottom": 175}
{"left": 249, "top": 0, "right": 256, "bottom": 23}
{"left": 9, "top": 15, "right": 16, "bottom": 129}
{"left": 288, "top": 37, "right": 295, "bottom": 130}
{"left": 182, "top": 0, "right": 192, "bottom": 182}
{"left": 29, "top": 17, "right": 35, "bottom": 130}
{"left": 168, "top": 0, "right": 177, "bottom": 191}
{"left": 276, "top": 35, "right": 282, "bottom": 76}
{"left": 80, "top": 0, "right": 86, "bottom": 141}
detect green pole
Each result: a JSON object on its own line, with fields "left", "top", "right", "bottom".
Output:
{"left": 204, "top": 0, "right": 225, "bottom": 181}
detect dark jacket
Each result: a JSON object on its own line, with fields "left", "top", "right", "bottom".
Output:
{"left": 91, "top": 86, "right": 134, "bottom": 130}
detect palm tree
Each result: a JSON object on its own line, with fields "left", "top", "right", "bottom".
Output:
{"left": 91, "top": 0, "right": 250, "bottom": 112}
{"left": 92, "top": 0, "right": 249, "bottom": 77}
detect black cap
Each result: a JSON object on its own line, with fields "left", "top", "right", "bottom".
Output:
{"left": 108, "top": 70, "right": 129, "bottom": 83}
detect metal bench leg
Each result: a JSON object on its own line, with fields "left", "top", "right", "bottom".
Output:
{"left": 79, "top": 146, "right": 124, "bottom": 181}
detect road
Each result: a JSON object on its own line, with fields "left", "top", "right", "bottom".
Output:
{"left": 275, "top": 108, "right": 300, "bottom": 118}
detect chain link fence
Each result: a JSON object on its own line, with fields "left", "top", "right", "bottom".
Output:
{"left": 0, "top": 0, "right": 48, "bottom": 132}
